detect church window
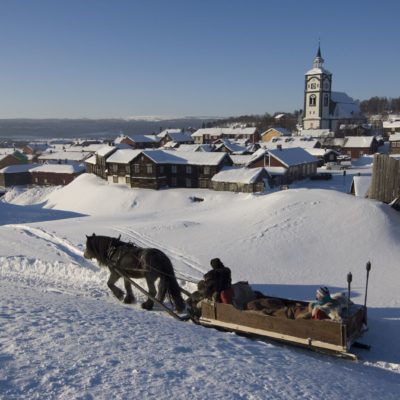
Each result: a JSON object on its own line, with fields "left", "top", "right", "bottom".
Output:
{"left": 324, "top": 94, "right": 329, "bottom": 107}
{"left": 309, "top": 95, "right": 316, "bottom": 107}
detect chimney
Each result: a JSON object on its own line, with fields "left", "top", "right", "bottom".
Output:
{"left": 277, "top": 144, "right": 282, "bottom": 151}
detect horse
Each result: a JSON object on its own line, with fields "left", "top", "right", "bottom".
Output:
{"left": 83, "top": 234, "right": 185, "bottom": 313}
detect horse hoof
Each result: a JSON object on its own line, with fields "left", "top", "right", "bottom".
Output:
{"left": 123, "top": 297, "right": 135, "bottom": 304}
{"left": 141, "top": 302, "right": 153, "bottom": 310}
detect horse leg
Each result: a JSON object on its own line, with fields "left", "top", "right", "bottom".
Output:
{"left": 141, "top": 276, "right": 157, "bottom": 310}
{"left": 107, "top": 271, "right": 124, "bottom": 302}
{"left": 123, "top": 278, "right": 136, "bottom": 304}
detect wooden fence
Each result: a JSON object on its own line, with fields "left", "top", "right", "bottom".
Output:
{"left": 369, "top": 154, "right": 400, "bottom": 203}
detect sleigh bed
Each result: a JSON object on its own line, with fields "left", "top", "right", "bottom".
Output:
{"left": 198, "top": 296, "right": 367, "bottom": 360}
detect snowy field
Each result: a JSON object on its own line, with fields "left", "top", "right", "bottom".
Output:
{"left": 1, "top": 163, "right": 400, "bottom": 399}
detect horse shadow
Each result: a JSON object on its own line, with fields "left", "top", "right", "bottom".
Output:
{"left": 251, "top": 283, "right": 400, "bottom": 369}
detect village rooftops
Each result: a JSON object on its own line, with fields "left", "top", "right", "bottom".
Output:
{"left": 0, "top": 163, "right": 40, "bottom": 173}
{"left": 343, "top": 136, "right": 375, "bottom": 148}
{"left": 174, "top": 144, "right": 212, "bottom": 152}
{"left": 106, "top": 149, "right": 142, "bottom": 164}
{"left": 389, "top": 132, "right": 400, "bottom": 141}
{"left": 299, "top": 129, "right": 333, "bottom": 138}
{"left": 211, "top": 167, "right": 266, "bottom": 184}
{"left": 142, "top": 150, "right": 229, "bottom": 166}
{"left": 384, "top": 120, "right": 400, "bottom": 129}
{"left": 96, "top": 145, "right": 117, "bottom": 157}
{"left": 268, "top": 147, "right": 319, "bottom": 167}
{"left": 192, "top": 127, "right": 257, "bottom": 137}
{"left": 30, "top": 164, "right": 85, "bottom": 174}
{"left": 38, "top": 151, "right": 92, "bottom": 162}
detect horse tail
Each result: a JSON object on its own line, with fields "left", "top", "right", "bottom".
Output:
{"left": 162, "top": 258, "right": 185, "bottom": 313}
{"left": 166, "top": 274, "right": 186, "bottom": 313}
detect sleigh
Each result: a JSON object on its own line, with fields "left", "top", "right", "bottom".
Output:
{"left": 197, "top": 296, "right": 367, "bottom": 360}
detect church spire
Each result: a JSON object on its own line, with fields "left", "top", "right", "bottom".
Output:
{"left": 313, "top": 42, "right": 324, "bottom": 69}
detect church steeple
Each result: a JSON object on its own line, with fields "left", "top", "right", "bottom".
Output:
{"left": 313, "top": 44, "right": 324, "bottom": 69}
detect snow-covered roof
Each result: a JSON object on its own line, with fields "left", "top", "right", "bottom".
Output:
{"left": 143, "top": 150, "right": 228, "bottom": 166}
{"left": 263, "top": 136, "right": 319, "bottom": 150}
{"left": 268, "top": 147, "right": 319, "bottom": 167}
{"left": 0, "top": 148, "right": 19, "bottom": 156}
{"left": 305, "top": 148, "right": 334, "bottom": 157}
{"left": 96, "top": 145, "right": 117, "bottom": 157}
{"left": 106, "top": 149, "right": 142, "bottom": 164}
{"left": 132, "top": 134, "right": 161, "bottom": 143}
{"left": 265, "top": 166, "right": 287, "bottom": 175}
{"left": 85, "top": 155, "right": 97, "bottom": 165}
{"left": 261, "top": 127, "right": 291, "bottom": 137}
{"left": 229, "top": 155, "right": 253, "bottom": 166}
{"left": 211, "top": 167, "right": 266, "bottom": 184}
{"left": 158, "top": 129, "right": 186, "bottom": 138}
{"left": 215, "top": 140, "right": 247, "bottom": 154}
{"left": 343, "top": 136, "right": 375, "bottom": 148}
{"left": 331, "top": 92, "right": 360, "bottom": 118}
{"left": 351, "top": 176, "right": 371, "bottom": 197}
{"left": 38, "top": 151, "right": 92, "bottom": 162}
{"left": 175, "top": 144, "right": 212, "bottom": 152}
{"left": 0, "top": 163, "right": 39, "bottom": 174}
{"left": 298, "top": 129, "right": 333, "bottom": 138}
{"left": 389, "top": 132, "right": 400, "bottom": 142}
{"left": 192, "top": 127, "right": 257, "bottom": 137}
{"left": 305, "top": 67, "right": 332, "bottom": 76}
{"left": 30, "top": 164, "right": 85, "bottom": 174}
{"left": 164, "top": 132, "right": 194, "bottom": 143}
{"left": 383, "top": 120, "right": 400, "bottom": 129}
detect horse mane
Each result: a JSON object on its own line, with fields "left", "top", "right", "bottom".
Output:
{"left": 86, "top": 235, "right": 118, "bottom": 266}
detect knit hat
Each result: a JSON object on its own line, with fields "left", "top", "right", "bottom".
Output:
{"left": 316, "top": 286, "right": 330, "bottom": 300}
{"left": 210, "top": 258, "right": 224, "bottom": 269}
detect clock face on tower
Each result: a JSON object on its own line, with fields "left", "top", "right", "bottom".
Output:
{"left": 311, "top": 83, "right": 316, "bottom": 89}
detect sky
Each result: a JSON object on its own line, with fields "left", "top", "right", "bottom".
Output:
{"left": 0, "top": 0, "right": 399, "bottom": 119}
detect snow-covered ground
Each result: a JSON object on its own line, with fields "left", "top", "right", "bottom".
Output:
{"left": 1, "top": 165, "right": 400, "bottom": 399}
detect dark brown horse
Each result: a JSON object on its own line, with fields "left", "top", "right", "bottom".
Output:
{"left": 83, "top": 234, "right": 185, "bottom": 312}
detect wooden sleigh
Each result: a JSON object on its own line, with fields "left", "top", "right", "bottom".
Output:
{"left": 198, "top": 297, "right": 367, "bottom": 360}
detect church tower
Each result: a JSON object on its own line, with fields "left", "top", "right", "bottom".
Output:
{"left": 303, "top": 45, "right": 332, "bottom": 130}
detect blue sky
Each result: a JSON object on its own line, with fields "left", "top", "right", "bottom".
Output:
{"left": 0, "top": 0, "right": 398, "bottom": 119}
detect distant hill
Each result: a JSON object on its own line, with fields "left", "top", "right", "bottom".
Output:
{"left": 0, "top": 117, "right": 218, "bottom": 140}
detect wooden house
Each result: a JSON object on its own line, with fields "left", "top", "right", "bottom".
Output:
{"left": 114, "top": 134, "right": 160, "bottom": 149}
{"left": 38, "top": 151, "right": 92, "bottom": 165}
{"left": 211, "top": 167, "right": 270, "bottom": 193}
{"left": 342, "top": 136, "right": 379, "bottom": 159}
{"left": 158, "top": 130, "right": 194, "bottom": 147}
{"left": 0, "top": 164, "right": 37, "bottom": 187}
{"left": 260, "top": 127, "right": 291, "bottom": 143}
{"left": 247, "top": 147, "right": 319, "bottom": 184}
{"left": 0, "top": 152, "right": 28, "bottom": 169}
{"left": 105, "top": 149, "right": 143, "bottom": 185}
{"left": 30, "top": 164, "right": 85, "bottom": 186}
{"left": 192, "top": 127, "right": 259, "bottom": 145}
{"left": 128, "top": 150, "right": 232, "bottom": 190}
{"left": 84, "top": 145, "right": 119, "bottom": 179}
{"left": 389, "top": 132, "right": 400, "bottom": 155}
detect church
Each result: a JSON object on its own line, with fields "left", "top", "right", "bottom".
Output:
{"left": 302, "top": 46, "right": 363, "bottom": 132}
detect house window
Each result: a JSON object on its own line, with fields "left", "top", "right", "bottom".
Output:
{"left": 126, "top": 176, "right": 130, "bottom": 184}
{"left": 204, "top": 166, "right": 210, "bottom": 175}
{"left": 185, "top": 178, "right": 191, "bottom": 187}
{"left": 112, "top": 164, "right": 118, "bottom": 173}
{"left": 113, "top": 176, "right": 118, "bottom": 183}
{"left": 133, "top": 164, "right": 139, "bottom": 173}
{"left": 146, "top": 164, "right": 153, "bottom": 174}
{"left": 171, "top": 177, "right": 177, "bottom": 186}
{"left": 125, "top": 165, "right": 130, "bottom": 173}
{"left": 160, "top": 165, "right": 164, "bottom": 173}
{"left": 186, "top": 166, "right": 192, "bottom": 174}
{"left": 171, "top": 165, "right": 177, "bottom": 174}
{"left": 309, "top": 95, "right": 316, "bottom": 107}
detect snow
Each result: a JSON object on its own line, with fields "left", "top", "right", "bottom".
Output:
{"left": 30, "top": 164, "right": 86, "bottom": 174}
{"left": 211, "top": 167, "right": 265, "bottom": 184}
{"left": 1, "top": 171, "right": 400, "bottom": 399}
